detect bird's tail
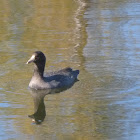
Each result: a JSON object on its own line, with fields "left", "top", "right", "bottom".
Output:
{"left": 73, "top": 70, "right": 80, "bottom": 81}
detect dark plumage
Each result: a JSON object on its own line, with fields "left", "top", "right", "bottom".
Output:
{"left": 26, "top": 51, "right": 79, "bottom": 90}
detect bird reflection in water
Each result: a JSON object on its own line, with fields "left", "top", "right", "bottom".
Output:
{"left": 28, "top": 80, "right": 79, "bottom": 124}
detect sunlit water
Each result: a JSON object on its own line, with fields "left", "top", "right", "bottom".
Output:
{"left": 0, "top": 0, "right": 140, "bottom": 139}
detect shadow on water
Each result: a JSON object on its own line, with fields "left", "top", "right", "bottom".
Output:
{"left": 28, "top": 79, "right": 79, "bottom": 125}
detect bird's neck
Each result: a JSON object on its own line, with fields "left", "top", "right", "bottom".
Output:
{"left": 33, "top": 63, "right": 45, "bottom": 78}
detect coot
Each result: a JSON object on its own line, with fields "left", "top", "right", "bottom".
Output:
{"left": 26, "top": 51, "right": 79, "bottom": 90}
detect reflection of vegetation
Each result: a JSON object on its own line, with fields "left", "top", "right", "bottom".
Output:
{"left": 23, "top": 0, "right": 87, "bottom": 70}
{"left": 0, "top": 0, "right": 87, "bottom": 137}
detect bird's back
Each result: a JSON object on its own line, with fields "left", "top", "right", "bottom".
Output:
{"left": 44, "top": 67, "right": 79, "bottom": 88}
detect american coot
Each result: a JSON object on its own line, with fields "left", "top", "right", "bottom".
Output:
{"left": 26, "top": 51, "right": 79, "bottom": 90}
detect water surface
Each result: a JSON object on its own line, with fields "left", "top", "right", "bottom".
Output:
{"left": 0, "top": 0, "right": 140, "bottom": 139}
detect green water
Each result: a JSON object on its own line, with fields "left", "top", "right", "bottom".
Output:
{"left": 0, "top": 0, "right": 140, "bottom": 139}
